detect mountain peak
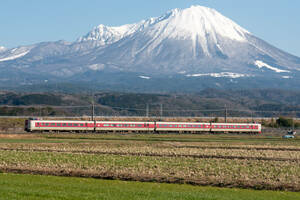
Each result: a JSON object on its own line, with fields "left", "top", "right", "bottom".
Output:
{"left": 77, "top": 22, "right": 145, "bottom": 45}
{"left": 161, "top": 5, "right": 250, "bottom": 42}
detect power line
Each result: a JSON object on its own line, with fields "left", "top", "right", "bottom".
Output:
{"left": 1, "top": 105, "right": 300, "bottom": 114}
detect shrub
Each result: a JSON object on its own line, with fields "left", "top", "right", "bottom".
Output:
{"left": 276, "top": 116, "right": 294, "bottom": 128}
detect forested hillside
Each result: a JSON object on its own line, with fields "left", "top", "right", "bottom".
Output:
{"left": 0, "top": 89, "right": 300, "bottom": 118}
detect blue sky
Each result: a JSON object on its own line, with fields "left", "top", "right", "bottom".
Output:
{"left": 1, "top": 0, "right": 300, "bottom": 56}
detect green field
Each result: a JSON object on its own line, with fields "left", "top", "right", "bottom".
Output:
{"left": 0, "top": 173, "right": 299, "bottom": 200}
{"left": 0, "top": 133, "right": 300, "bottom": 199}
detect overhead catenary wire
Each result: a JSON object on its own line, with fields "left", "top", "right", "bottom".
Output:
{"left": 1, "top": 105, "right": 300, "bottom": 113}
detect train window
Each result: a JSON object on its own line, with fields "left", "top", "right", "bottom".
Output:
{"left": 45, "top": 123, "right": 49, "bottom": 126}
{"left": 183, "top": 125, "right": 186, "bottom": 128}
{"left": 104, "top": 124, "right": 109, "bottom": 127}
{"left": 57, "top": 123, "right": 61, "bottom": 126}
{"left": 74, "top": 124, "right": 78, "bottom": 126}
{"left": 246, "top": 126, "right": 249, "bottom": 129}
{"left": 63, "top": 123, "right": 67, "bottom": 126}
{"left": 80, "top": 124, "right": 84, "bottom": 127}
{"left": 179, "top": 125, "right": 182, "bottom": 128}
{"left": 137, "top": 125, "right": 142, "bottom": 127}
{"left": 68, "top": 123, "right": 72, "bottom": 126}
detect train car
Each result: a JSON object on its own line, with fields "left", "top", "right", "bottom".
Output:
{"left": 24, "top": 118, "right": 262, "bottom": 134}
{"left": 25, "top": 119, "right": 94, "bottom": 132}
{"left": 211, "top": 123, "right": 261, "bottom": 134}
{"left": 95, "top": 121, "right": 155, "bottom": 132}
{"left": 156, "top": 122, "right": 211, "bottom": 133}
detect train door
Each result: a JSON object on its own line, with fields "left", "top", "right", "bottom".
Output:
{"left": 25, "top": 120, "right": 30, "bottom": 132}
{"left": 144, "top": 123, "right": 150, "bottom": 133}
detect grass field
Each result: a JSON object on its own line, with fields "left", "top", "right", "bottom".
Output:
{"left": 0, "top": 173, "right": 300, "bottom": 200}
{"left": 0, "top": 133, "right": 300, "bottom": 199}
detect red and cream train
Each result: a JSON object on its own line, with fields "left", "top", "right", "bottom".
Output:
{"left": 25, "top": 118, "right": 261, "bottom": 134}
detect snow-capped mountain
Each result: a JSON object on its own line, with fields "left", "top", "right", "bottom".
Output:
{"left": 0, "top": 5, "right": 300, "bottom": 92}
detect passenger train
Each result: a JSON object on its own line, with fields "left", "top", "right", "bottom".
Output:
{"left": 25, "top": 118, "right": 262, "bottom": 134}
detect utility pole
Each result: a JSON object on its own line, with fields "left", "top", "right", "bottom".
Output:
{"left": 146, "top": 104, "right": 149, "bottom": 118}
{"left": 225, "top": 105, "right": 227, "bottom": 123}
{"left": 160, "top": 104, "right": 163, "bottom": 119}
{"left": 91, "top": 94, "right": 95, "bottom": 121}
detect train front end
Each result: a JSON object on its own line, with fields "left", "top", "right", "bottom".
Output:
{"left": 24, "top": 118, "right": 38, "bottom": 132}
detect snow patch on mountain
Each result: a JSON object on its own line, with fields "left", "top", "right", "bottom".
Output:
{"left": 0, "top": 50, "right": 29, "bottom": 62}
{"left": 88, "top": 64, "right": 105, "bottom": 71}
{"left": 186, "top": 72, "right": 252, "bottom": 78}
{"left": 139, "top": 76, "right": 151, "bottom": 80}
{"left": 254, "top": 60, "right": 290, "bottom": 73}
{"left": 282, "top": 76, "right": 292, "bottom": 79}
{"left": 0, "top": 46, "right": 6, "bottom": 52}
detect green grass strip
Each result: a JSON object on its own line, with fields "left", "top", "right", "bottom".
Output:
{"left": 0, "top": 173, "right": 299, "bottom": 200}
